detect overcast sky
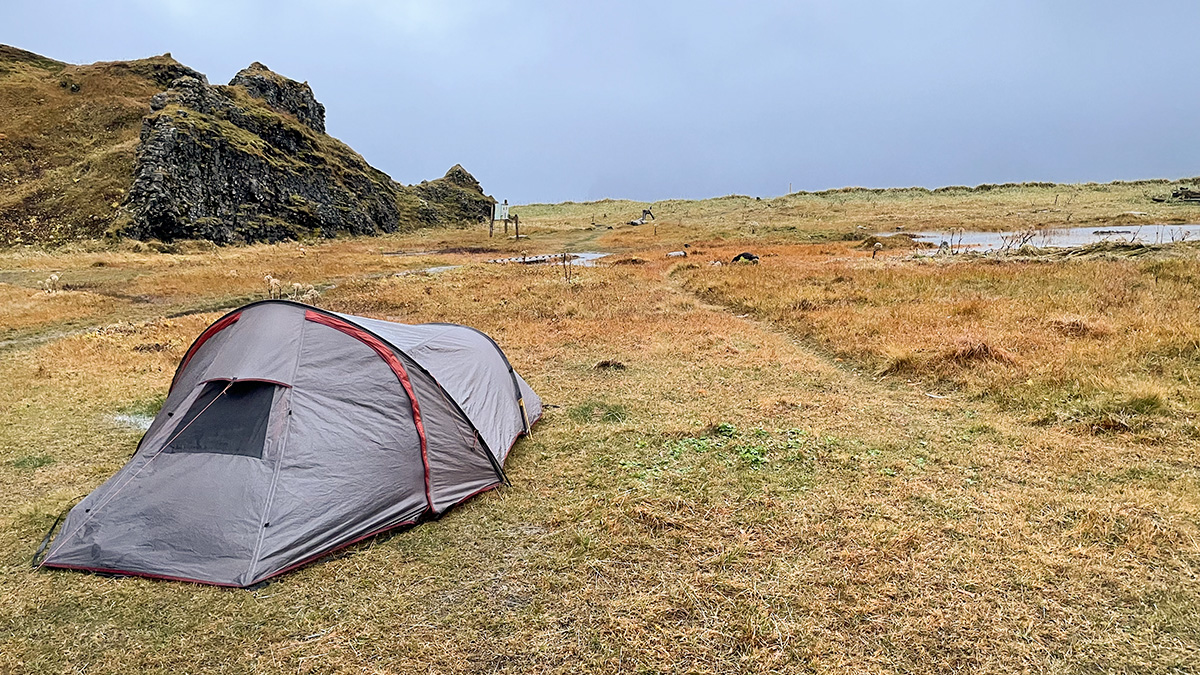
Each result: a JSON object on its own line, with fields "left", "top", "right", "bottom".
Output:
{"left": 5, "top": 1, "right": 1198, "bottom": 203}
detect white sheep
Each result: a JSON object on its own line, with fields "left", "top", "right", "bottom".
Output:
{"left": 41, "top": 273, "right": 61, "bottom": 294}
{"left": 263, "top": 274, "right": 282, "bottom": 299}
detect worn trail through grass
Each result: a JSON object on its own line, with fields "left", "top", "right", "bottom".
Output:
{"left": 3, "top": 212, "right": 1200, "bottom": 672}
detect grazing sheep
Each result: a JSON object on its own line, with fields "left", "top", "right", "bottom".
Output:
{"left": 263, "top": 274, "right": 282, "bottom": 299}
{"left": 41, "top": 273, "right": 61, "bottom": 294}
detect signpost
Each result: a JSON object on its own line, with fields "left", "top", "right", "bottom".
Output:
{"left": 493, "top": 201, "right": 509, "bottom": 223}
{"left": 491, "top": 200, "right": 519, "bottom": 238}
{"left": 491, "top": 200, "right": 510, "bottom": 237}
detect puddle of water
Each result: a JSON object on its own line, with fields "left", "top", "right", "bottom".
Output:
{"left": 487, "top": 252, "right": 610, "bottom": 266}
{"left": 110, "top": 413, "right": 154, "bottom": 431}
{"left": 570, "top": 252, "right": 610, "bottom": 266}
{"left": 393, "top": 264, "right": 462, "bottom": 277}
{"left": 396, "top": 252, "right": 611, "bottom": 274}
{"left": 900, "top": 224, "right": 1200, "bottom": 253}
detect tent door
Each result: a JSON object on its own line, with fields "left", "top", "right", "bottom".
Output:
{"left": 163, "top": 380, "right": 281, "bottom": 459}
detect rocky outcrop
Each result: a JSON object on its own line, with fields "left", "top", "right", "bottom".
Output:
{"left": 122, "top": 63, "right": 493, "bottom": 244}
{"left": 229, "top": 62, "right": 325, "bottom": 133}
{"left": 111, "top": 53, "right": 208, "bottom": 89}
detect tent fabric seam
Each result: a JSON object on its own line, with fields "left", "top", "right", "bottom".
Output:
{"left": 39, "top": 562, "right": 245, "bottom": 588}
{"left": 162, "top": 301, "right": 515, "bottom": 475}
{"left": 262, "top": 516, "right": 420, "bottom": 582}
{"left": 200, "top": 376, "right": 292, "bottom": 388}
{"left": 304, "top": 310, "right": 434, "bottom": 512}
{"left": 170, "top": 311, "right": 240, "bottom": 392}
{"left": 333, "top": 316, "right": 457, "bottom": 352}
{"left": 243, "top": 323, "right": 307, "bottom": 585}
{"left": 422, "top": 321, "right": 531, "bottom": 435}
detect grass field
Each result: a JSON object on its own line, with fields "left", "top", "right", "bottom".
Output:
{"left": 2, "top": 184, "right": 1200, "bottom": 673}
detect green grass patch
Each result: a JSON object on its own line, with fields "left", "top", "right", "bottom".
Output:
{"left": 10, "top": 455, "right": 55, "bottom": 470}
{"left": 667, "top": 425, "right": 814, "bottom": 470}
{"left": 569, "top": 401, "right": 628, "bottom": 423}
{"left": 118, "top": 393, "right": 167, "bottom": 417}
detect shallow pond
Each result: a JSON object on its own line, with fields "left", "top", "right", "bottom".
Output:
{"left": 487, "top": 251, "right": 609, "bottom": 266}
{"left": 898, "top": 224, "right": 1200, "bottom": 253}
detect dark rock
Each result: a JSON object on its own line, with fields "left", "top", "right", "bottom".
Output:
{"left": 442, "top": 164, "right": 483, "bottom": 191}
{"left": 732, "top": 252, "right": 760, "bottom": 264}
{"left": 414, "top": 166, "right": 495, "bottom": 225}
{"left": 114, "top": 54, "right": 207, "bottom": 89}
{"left": 122, "top": 65, "right": 494, "bottom": 244}
{"left": 229, "top": 62, "right": 325, "bottom": 134}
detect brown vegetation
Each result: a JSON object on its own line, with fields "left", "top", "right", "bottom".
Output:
{"left": 2, "top": 189, "right": 1199, "bottom": 672}
{"left": 0, "top": 47, "right": 191, "bottom": 243}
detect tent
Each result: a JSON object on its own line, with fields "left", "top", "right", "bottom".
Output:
{"left": 39, "top": 300, "right": 541, "bottom": 587}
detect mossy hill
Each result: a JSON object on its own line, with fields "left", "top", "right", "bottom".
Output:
{"left": 0, "top": 45, "right": 493, "bottom": 246}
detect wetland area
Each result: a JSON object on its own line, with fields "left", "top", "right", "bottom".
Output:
{"left": 4, "top": 184, "right": 1200, "bottom": 673}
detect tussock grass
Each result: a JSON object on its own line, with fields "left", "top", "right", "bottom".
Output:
{"left": 1046, "top": 314, "right": 1113, "bottom": 338}
{"left": 2, "top": 197, "right": 1200, "bottom": 672}
{"left": 945, "top": 339, "right": 1019, "bottom": 365}
{"left": 677, "top": 242, "right": 1200, "bottom": 441}
{"left": 569, "top": 401, "right": 628, "bottom": 424}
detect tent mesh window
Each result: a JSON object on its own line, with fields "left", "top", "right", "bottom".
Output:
{"left": 164, "top": 380, "right": 276, "bottom": 458}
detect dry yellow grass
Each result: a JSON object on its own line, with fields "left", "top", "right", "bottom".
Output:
{"left": 2, "top": 190, "right": 1200, "bottom": 673}
{"left": 0, "top": 283, "right": 120, "bottom": 332}
{"left": 518, "top": 180, "right": 1200, "bottom": 241}
{"left": 676, "top": 240, "right": 1200, "bottom": 442}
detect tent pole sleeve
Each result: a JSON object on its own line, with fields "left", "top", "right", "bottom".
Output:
{"left": 304, "top": 311, "right": 434, "bottom": 513}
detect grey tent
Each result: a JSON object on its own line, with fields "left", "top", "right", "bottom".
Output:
{"left": 40, "top": 300, "right": 540, "bottom": 587}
